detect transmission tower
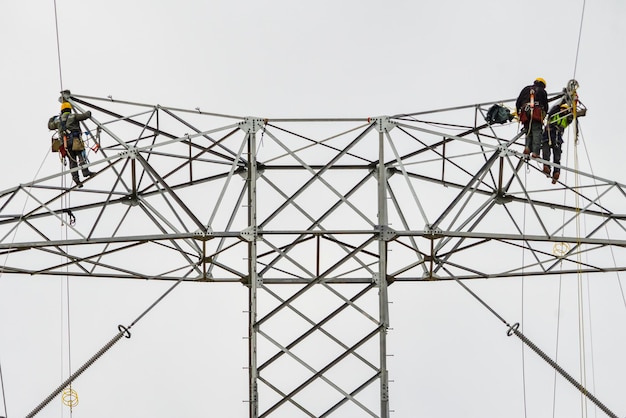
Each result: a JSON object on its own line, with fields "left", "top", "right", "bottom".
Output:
{"left": 1, "top": 88, "right": 626, "bottom": 417}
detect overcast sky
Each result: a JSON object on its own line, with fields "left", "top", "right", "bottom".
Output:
{"left": 1, "top": 1, "right": 625, "bottom": 417}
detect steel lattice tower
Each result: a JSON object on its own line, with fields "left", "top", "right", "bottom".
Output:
{"left": 2, "top": 89, "right": 626, "bottom": 417}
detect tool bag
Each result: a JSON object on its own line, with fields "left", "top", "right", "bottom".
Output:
{"left": 71, "top": 135, "right": 85, "bottom": 151}
{"left": 485, "top": 104, "right": 513, "bottom": 125}
{"left": 51, "top": 136, "right": 62, "bottom": 152}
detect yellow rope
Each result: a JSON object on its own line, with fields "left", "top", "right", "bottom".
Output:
{"left": 571, "top": 5, "right": 589, "bottom": 413}
{"left": 571, "top": 85, "right": 589, "bottom": 418}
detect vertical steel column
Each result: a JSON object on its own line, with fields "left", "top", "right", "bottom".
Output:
{"left": 375, "top": 117, "right": 391, "bottom": 418}
{"left": 242, "top": 118, "right": 262, "bottom": 418}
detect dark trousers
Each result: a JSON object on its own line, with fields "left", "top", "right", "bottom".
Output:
{"left": 524, "top": 120, "right": 543, "bottom": 155}
{"left": 66, "top": 134, "right": 90, "bottom": 180}
{"left": 542, "top": 126, "right": 563, "bottom": 175}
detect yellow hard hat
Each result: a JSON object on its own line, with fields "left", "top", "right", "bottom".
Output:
{"left": 61, "top": 102, "right": 72, "bottom": 111}
{"left": 560, "top": 103, "right": 570, "bottom": 109}
{"left": 534, "top": 77, "right": 547, "bottom": 88}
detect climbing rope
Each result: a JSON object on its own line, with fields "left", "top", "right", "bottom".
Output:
{"left": 577, "top": 126, "right": 626, "bottom": 310}
{"left": 552, "top": 274, "right": 564, "bottom": 418}
{"left": 62, "top": 241, "right": 75, "bottom": 416}
{"left": 570, "top": 79, "right": 591, "bottom": 417}
{"left": 558, "top": 4, "right": 593, "bottom": 409}
{"left": 52, "top": 4, "right": 79, "bottom": 414}
{"left": 570, "top": 109, "right": 626, "bottom": 417}
{"left": 520, "top": 168, "right": 528, "bottom": 418}
{"left": 551, "top": 127, "right": 571, "bottom": 418}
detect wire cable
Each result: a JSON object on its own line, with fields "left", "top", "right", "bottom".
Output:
{"left": 53, "top": 0, "right": 64, "bottom": 91}
{"left": 573, "top": 0, "right": 587, "bottom": 79}
{"left": 0, "top": 360, "right": 7, "bottom": 418}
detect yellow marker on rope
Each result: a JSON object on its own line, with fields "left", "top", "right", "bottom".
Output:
{"left": 62, "top": 387, "right": 79, "bottom": 409}
{"left": 552, "top": 242, "right": 570, "bottom": 257}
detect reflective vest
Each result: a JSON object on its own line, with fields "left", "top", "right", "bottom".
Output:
{"left": 549, "top": 111, "right": 571, "bottom": 130}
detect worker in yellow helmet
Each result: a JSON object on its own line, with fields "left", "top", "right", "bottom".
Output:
{"left": 515, "top": 78, "right": 549, "bottom": 158}
{"left": 50, "top": 101, "right": 94, "bottom": 187}
{"left": 541, "top": 100, "right": 587, "bottom": 184}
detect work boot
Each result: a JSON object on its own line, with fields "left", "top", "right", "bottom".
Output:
{"left": 551, "top": 171, "right": 560, "bottom": 184}
{"left": 542, "top": 165, "right": 551, "bottom": 176}
{"left": 73, "top": 177, "right": 83, "bottom": 188}
{"left": 523, "top": 147, "right": 530, "bottom": 155}
{"left": 82, "top": 170, "right": 95, "bottom": 177}
{"left": 531, "top": 152, "right": 539, "bottom": 158}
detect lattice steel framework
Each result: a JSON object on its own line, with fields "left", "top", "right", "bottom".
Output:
{"left": 2, "top": 90, "right": 626, "bottom": 417}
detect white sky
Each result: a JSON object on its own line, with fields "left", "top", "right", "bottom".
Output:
{"left": 1, "top": 1, "right": 626, "bottom": 417}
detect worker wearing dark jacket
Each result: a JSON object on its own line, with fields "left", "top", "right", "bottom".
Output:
{"left": 54, "top": 102, "right": 94, "bottom": 187}
{"left": 541, "top": 102, "right": 587, "bottom": 184}
{"left": 516, "top": 78, "right": 549, "bottom": 158}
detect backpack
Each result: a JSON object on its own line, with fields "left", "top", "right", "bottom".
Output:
{"left": 47, "top": 115, "right": 59, "bottom": 130}
{"left": 47, "top": 113, "right": 72, "bottom": 134}
{"left": 485, "top": 104, "right": 513, "bottom": 125}
{"left": 518, "top": 88, "right": 546, "bottom": 125}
